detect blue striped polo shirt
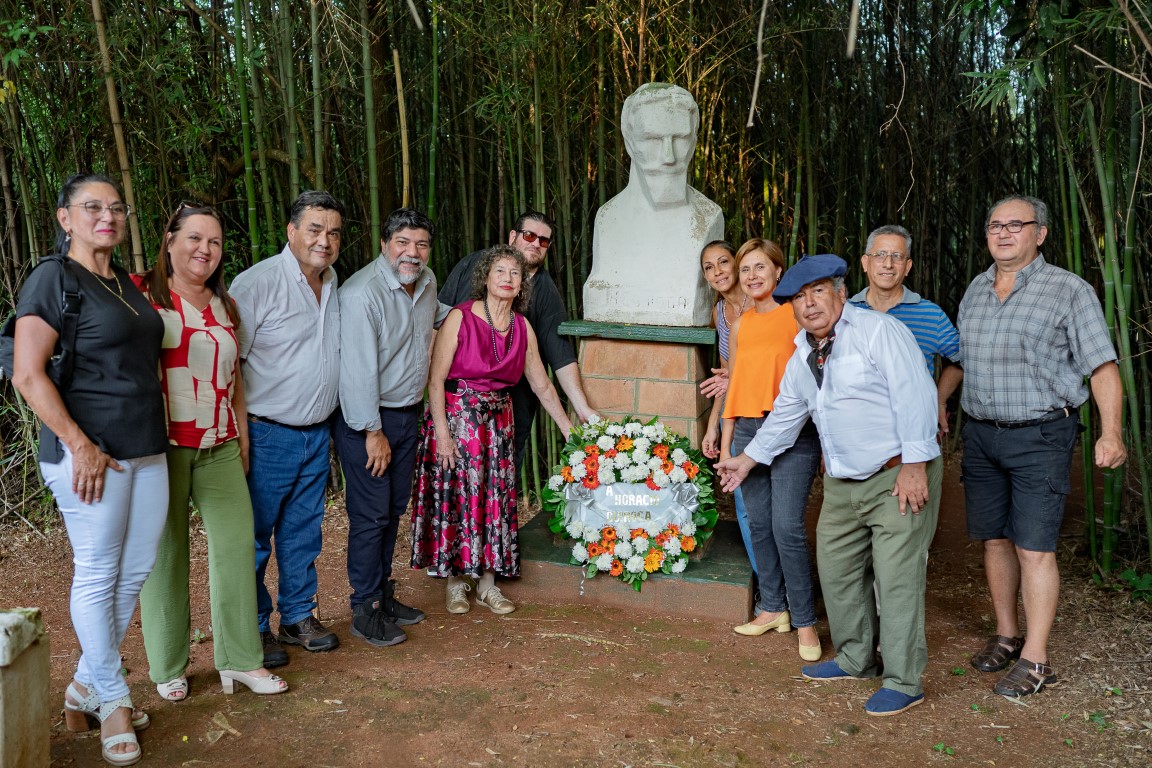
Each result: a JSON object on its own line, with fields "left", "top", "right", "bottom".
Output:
{"left": 848, "top": 287, "right": 961, "bottom": 375}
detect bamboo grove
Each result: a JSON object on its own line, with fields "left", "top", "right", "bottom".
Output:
{"left": 0, "top": 1, "right": 1149, "bottom": 573}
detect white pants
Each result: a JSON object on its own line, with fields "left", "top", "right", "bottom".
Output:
{"left": 41, "top": 450, "right": 169, "bottom": 703}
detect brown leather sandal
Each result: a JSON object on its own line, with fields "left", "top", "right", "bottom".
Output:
{"left": 993, "top": 658, "right": 1059, "bottom": 697}
{"left": 971, "top": 634, "right": 1024, "bottom": 672}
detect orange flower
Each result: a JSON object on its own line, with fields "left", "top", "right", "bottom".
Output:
{"left": 601, "top": 527, "right": 617, "bottom": 542}
{"left": 645, "top": 477, "right": 660, "bottom": 491}
{"left": 655, "top": 532, "right": 670, "bottom": 546}
{"left": 683, "top": 462, "right": 699, "bottom": 479}
{"left": 667, "top": 524, "right": 680, "bottom": 536}
{"left": 584, "top": 444, "right": 600, "bottom": 456}
{"left": 582, "top": 476, "right": 600, "bottom": 490}
{"left": 609, "top": 559, "right": 624, "bottom": 577}
{"left": 653, "top": 444, "right": 669, "bottom": 459}
{"left": 644, "top": 550, "right": 664, "bottom": 572}
{"left": 681, "top": 536, "right": 696, "bottom": 553}
{"left": 587, "top": 542, "right": 605, "bottom": 557}
{"left": 561, "top": 466, "right": 575, "bottom": 482}
{"left": 630, "top": 528, "right": 647, "bottom": 540}
{"left": 616, "top": 437, "right": 634, "bottom": 451}
{"left": 583, "top": 456, "right": 599, "bottom": 474}
{"left": 661, "top": 459, "right": 674, "bottom": 474}
{"left": 604, "top": 448, "right": 618, "bottom": 458}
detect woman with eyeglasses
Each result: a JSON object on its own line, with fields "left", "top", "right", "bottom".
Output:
{"left": 410, "top": 245, "right": 572, "bottom": 615}
{"left": 720, "top": 238, "right": 823, "bottom": 662}
{"left": 12, "top": 174, "right": 168, "bottom": 766}
{"left": 136, "top": 204, "right": 287, "bottom": 702}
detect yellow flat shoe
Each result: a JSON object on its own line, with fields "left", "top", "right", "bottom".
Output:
{"left": 734, "top": 610, "right": 791, "bottom": 636}
{"left": 799, "top": 638, "right": 822, "bottom": 662}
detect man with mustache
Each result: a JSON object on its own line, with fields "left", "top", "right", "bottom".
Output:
{"left": 335, "top": 208, "right": 449, "bottom": 647}
{"left": 716, "top": 254, "right": 942, "bottom": 717}
{"left": 848, "top": 224, "right": 963, "bottom": 433}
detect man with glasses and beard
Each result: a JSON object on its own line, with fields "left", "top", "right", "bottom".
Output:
{"left": 439, "top": 211, "right": 597, "bottom": 466}
{"left": 335, "top": 208, "right": 449, "bottom": 648}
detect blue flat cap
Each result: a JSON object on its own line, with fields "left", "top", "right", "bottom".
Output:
{"left": 772, "top": 254, "right": 848, "bottom": 302}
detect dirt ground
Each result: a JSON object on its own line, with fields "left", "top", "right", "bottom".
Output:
{"left": 2, "top": 454, "right": 1151, "bottom": 768}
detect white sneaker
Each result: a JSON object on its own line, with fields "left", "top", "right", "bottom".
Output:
{"left": 477, "top": 586, "right": 516, "bottom": 615}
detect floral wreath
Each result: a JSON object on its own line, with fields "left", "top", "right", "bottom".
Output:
{"left": 542, "top": 416, "right": 718, "bottom": 591}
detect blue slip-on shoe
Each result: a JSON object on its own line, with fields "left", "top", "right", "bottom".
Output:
{"left": 801, "top": 660, "right": 868, "bottom": 681}
{"left": 865, "top": 688, "right": 924, "bottom": 716}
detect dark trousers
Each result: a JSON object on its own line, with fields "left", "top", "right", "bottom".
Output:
{"left": 334, "top": 405, "right": 421, "bottom": 609}
{"left": 511, "top": 377, "right": 537, "bottom": 470}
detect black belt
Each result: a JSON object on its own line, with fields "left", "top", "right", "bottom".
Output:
{"left": 248, "top": 414, "right": 328, "bottom": 430}
{"left": 970, "top": 407, "right": 1073, "bottom": 430}
{"left": 445, "top": 379, "right": 510, "bottom": 395}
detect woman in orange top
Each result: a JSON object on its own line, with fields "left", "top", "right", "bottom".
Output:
{"left": 721, "top": 239, "right": 822, "bottom": 661}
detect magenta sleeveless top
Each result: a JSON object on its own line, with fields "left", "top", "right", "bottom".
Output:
{"left": 445, "top": 302, "right": 528, "bottom": 392}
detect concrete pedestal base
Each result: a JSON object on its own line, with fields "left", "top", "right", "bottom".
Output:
{"left": 0, "top": 608, "right": 50, "bottom": 768}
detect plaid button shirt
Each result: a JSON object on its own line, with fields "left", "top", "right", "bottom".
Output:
{"left": 958, "top": 254, "right": 1117, "bottom": 422}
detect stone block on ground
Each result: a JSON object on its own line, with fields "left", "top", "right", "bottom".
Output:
{"left": 0, "top": 608, "right": 50, "bottom": 768}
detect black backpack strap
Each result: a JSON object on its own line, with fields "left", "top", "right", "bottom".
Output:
{"left": 43, "top": 255, "right": 83, "bottom": 389}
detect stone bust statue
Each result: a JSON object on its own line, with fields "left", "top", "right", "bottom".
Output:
{"left": 583, "top": 83, "right": 724, "bottom": 326}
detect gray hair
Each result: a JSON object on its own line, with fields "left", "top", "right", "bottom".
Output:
{"left": 830, "top": 276, "right": 846, "bottom": 292}
{"left": 865, "top": 224, "right": 912, "bottom": 255}
{"left": 986, "top": 195, "right": 1048, "bottom": 228}
{"left": 383, "top": 207, "right": 435, "bottom": 243}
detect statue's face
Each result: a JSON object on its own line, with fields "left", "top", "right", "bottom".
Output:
{"left": 625, "top": 100, "right": 695, "bottom": 208}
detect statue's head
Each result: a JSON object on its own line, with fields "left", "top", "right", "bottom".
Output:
{"left": 621, "top": 83, "right": 699, "bottom": 208}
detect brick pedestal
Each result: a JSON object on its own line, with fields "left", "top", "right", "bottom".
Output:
{"left": 577, "top": 337, "right": 712, "bottom": 447}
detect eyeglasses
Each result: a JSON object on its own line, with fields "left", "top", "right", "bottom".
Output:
{"left": 516, "top": 230, "right": 552, "bottom": 248}
{"left": 985, "top": 220, "right": 1037, "bottom": 234}
{"left": 865, "top": 251, "right": 909, "bottom": 264}
{"left": 69, "top": 201, "right": 131, "bottom": 219}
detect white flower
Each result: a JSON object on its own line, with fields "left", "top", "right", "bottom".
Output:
{"left": 624, "top": 421, "right": 642, "bottom": 436}
{"left": 621, "top": 465, "right": 645, "bottom": 482}
{"left": 606, "top": 424, "right": 624, "bottom": 436}
{"left": 625, "top": 555, "right": 645, "bottom": 573}
{"left": 640, "top": 425, "right": 658, "bottom": 439}
{"left": 613, "top": 452, "right": 632, "bottom": 469}
{"left": 681, "top": 521, "right": 697, "bottom": 536}
{"left": 596, "top": 435, "right": 615, "bottom": 451}
{"left": 633, "top": 437, "right": 651, "bottom": 453}
{"left": 647, "top": 457, "right": 664, "bottom": 471}
{"left": 571, "top": 464, "right": 587, "bottom": 480}
{"left": 651, "top": 470, "right": 670, "bottom": 488}
{"left": 568, "top": 450, "right": 587, "bottom": 467}
{"left": 613, "top": 540, "right": 633, "bottom": 560}
{"left": 565, "top": 521, "right": 584, "bottom": 539}
{"left": 663, "top": 537, "right": 682, "bottom": 556}
{"left": 586, "top": 414, "right": 601, "bottom": 425}
{"left": 668, "top": 467, "right": 688, "bottom": 484}
{"left": 596, "top": 552, "right": 614, "bottom": 572}
{"left": 548, "top": 474, "right": 565, "bottom": 491}
{"left": 671, "top": 448, "right": 689, "bottom": 464}
{"left": 645, "top": 522, "right": 663, "bottom": 537}
{"left": 572, "top": 543, "right": 588, "bottom": 562}
{"left": 583, "top": 527, "right": 601, "bottom": 544}
{"left": 632, "top": 536, "right": 650, "bottom": 553}
{"left": 670, "top": 558, "right": 687, "bottom": 574}
{"left": 597, "top": 466, "right": 617, "bottom": 485}
{"left": 632, "top": 449, "right": 650, "bottom": 466}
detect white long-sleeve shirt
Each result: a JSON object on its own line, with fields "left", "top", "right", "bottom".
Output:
{"left": 744, "top": 301, "right": 940, "bottom": 480}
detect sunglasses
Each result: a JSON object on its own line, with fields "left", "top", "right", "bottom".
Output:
{"left": 516, "top": 229, "right": 552, "bottom": 248}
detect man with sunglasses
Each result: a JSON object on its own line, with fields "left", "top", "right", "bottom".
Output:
{"left": 958, "top": 194, "right": 1126, "bottom": 698}
{"left": 439, "top": 211, "right": 597, "bottom": 466}
{"left": 848, "top": 224, "right": 963, "bottom": 433}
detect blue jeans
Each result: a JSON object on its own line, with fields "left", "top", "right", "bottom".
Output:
{"left": 733, "top": 416, "right": 821, "bottom": 627}
{"left": 333, "top": 406, "right": 421, "bottom": 609}
{"left": 733, "top": 488, "right": 758, "bottom": 576}
{"left": 247, "top": 419, "right": 332, "bottom": 631}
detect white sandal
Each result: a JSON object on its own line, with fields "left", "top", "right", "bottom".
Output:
{"left": 63, "top": 682, "right": 150, "bottom": 732}
{"left": 219, "top": 669, "right": 289, "bottom": 695}
{"left": 98, "top": 696, "right": 142, "bottom": 767}
{"left": 156, "top": 677, "right": 189, "bottom": 702}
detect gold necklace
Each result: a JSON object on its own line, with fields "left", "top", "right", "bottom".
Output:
{"left": 75, "top": 260, "right": 140, "bottom": 316}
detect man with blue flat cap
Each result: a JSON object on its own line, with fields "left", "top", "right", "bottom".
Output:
{"left": 716, "top": 253, "right": 942, "bottom": 716}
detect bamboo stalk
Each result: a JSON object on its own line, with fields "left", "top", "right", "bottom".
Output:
{"left": 311, "top": 0, "right": 324, "bottom": 189}
{"left": 393, "top": 47, "right": 410, "bottom": 208}
{"left": 361, "top": 0, "right": 379, "bottom": 247}
{"left": 90, "top": 0, "right": 143, "bottom": 271}
{"left": 233, "top": 0, "right": 259, "bottom": 261}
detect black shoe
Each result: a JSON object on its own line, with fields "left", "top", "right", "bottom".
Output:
{"left": 261, "top": 630, "right": 289, "bottom": 668}
{"left": 383, "top": 579, "right": 426, "bottom": 626}
{"left": 350, "top": 600, "right": 408, "bottom": 647}
{"left": 278, "top": 616, "right": 340, "bottom": 652}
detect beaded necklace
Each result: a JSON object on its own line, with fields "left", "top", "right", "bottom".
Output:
{"left": 483, "top": 299, "right": 514, "bottom": 362}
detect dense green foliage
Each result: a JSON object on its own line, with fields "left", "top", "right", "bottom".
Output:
{"left": 0, "top": 2, "right": 1147, "bottom": 570}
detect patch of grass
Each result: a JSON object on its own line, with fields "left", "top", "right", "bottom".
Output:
{"left": 932, "top": 742, "right": 956, "bottom": 756}
{"left": 1086, "top": 710, "right": 1112, "bottom": 732}
{"left": 949, "top": 667, "right": 966, "bottom": 676}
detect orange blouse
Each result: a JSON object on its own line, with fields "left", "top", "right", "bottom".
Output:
{"left": 723, "top": 303, "right": 799, "bottom": 419}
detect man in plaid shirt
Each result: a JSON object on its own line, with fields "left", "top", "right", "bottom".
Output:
{"left": 958, "top": 194, "right": 1126, "bottom": 698}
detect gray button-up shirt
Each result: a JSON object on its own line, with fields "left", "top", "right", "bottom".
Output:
{"left": 338, "top": 256, "right": 451, "bottom": 430}
{"left": 958, "top": 254, "right": 1117, "bottom": 422}
{"left": 230, "top": 244, "right": 341, "bottom": 426}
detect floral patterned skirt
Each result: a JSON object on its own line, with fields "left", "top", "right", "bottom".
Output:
{"left": 410, "top": 387, "right": 519, "bottom": 577}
